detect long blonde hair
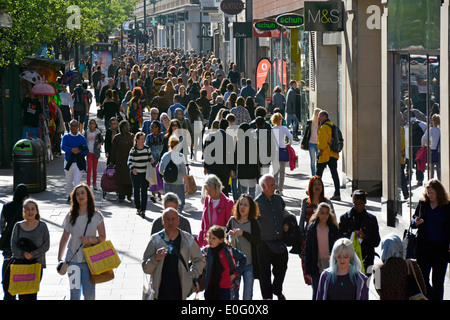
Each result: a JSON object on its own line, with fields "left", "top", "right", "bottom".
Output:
{"left": 312, "top": 108, "right": 321, "bottom": 122}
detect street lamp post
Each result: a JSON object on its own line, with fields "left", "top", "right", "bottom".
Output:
{"left": 0, "top": 8, "right": 12, "bottom": 168}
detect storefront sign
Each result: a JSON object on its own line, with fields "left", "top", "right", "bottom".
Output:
{"left": 276, "top": 13, "right": 304, "bottom": 28}
{"left": 253, "top": 19, "right": 276, "bottom": 37}
{"left": 304, "top": 1, "right": 344, "bottom": 32}
{"left": 233, "top": 22, "right": 252, "bottom": 38}
{"left": 253, "top": 20, "right": 278, "bottom": 32}
{"left": 220, "top": 0, "right": 245, "bottom": 16}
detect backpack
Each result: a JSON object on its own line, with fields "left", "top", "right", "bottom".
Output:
{"left": 163, "top": 159, "right": 178, "bottom": 183}
{"left": 73, "top": 86, "right": 85, "bottom": 112}
{"left": 411, "top": 120, "right": 424, "bottom": 147}
{"left": 323, "top": 122, "right": 344, "bottom": 153}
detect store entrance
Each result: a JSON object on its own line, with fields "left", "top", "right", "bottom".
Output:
{"left": 393, "top": 54, "right": 441, "bottom": 219}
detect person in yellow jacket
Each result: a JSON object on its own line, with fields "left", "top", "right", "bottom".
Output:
{"left": 316, "top": 110, "right": 341, "bottom": 201}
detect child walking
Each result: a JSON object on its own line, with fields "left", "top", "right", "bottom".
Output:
{"left": 201, "top": 225, "right": 246, "bottom": 300}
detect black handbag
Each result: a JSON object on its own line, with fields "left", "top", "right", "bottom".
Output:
{"left": 403, "top": 227, "right": 417, "bottom": 259}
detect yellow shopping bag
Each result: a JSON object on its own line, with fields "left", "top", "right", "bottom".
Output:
{"left": 83, "top": 240, "right": 121, "bottom": 275}
{"left": 9, "top": 263, "right": 42, "bottom": 295}
{"left": 350, "top": 232, "right": 365, "bottom": 274}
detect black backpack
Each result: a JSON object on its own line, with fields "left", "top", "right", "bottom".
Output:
{"left": 73, "top": 86, "right": 85, "bottom": 112}
{"left": 163, "top": 159, "right": 178, "bottom": 183}
{"left": 323, "top": 122, "right": 344, "bottom": 153}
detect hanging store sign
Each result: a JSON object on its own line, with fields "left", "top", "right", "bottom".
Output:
{"left": 233, "top": 22, "right": 252, "bottom": 38}
{"left": 276, "top": 13, "right": 304, "bottom": 28}
{"left": 304, "top": 1, "right": 344, "bottom": 32}
{"left": 253, "top": 20, "right": 278, "bottom": 32}
{"left": 220, "top": 0, "right": 245, "bottom": 16}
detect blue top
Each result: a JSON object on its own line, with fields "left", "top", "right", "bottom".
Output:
{"left": 61, "top": 133, "right": 88, "bottom": 162}
{"left": 426, "top": 204, "right": 447, "bottom": 243}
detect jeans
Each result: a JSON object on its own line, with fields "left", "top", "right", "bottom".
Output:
{"left": 86, "top": 152, "right": 99, "bottom": 186}
{"left": 231, "top": 264, "right": 254, "bottom": 300}
{"left": 231, "top": 177, "right": 241, "bottom": 201}
{"left": 130, "top": 172, "right": 149, "bottom": 212}
{"left": 68, "top": 262, "right": 95, "bottom": 300}
{"left": 308, "top": 143, "right": 319, "bottom": 176}
{"left": 286, "top": 113, "right": 299, "bottom": 138}
{"left": 164, "top": 183, "right": 186, "bottom": 213}
{"left": 316, "top": 157, "right": 340, "bottom": 196}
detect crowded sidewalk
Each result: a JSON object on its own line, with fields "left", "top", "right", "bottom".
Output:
{"left": 1, "top": 94, "right": 449, "bottom": 300}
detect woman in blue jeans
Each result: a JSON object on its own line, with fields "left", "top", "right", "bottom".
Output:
{"left": 301, "top": 108, "right": 321, "bottom": 176}
{"left": 128, "top": 132, "right": 153, "bottom": 218}
{"left": 226, "top": 194, "right": 262, "bottom": 300}
{"left": 58, "top": 184, "right": 106, "bottom": 300}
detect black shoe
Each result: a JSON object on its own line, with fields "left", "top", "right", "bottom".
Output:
{"left": 150, "top": 196, "right": 156, "bottom": 203}
{"left": 276, "top": 294, "right": 286, "bottom": 300}
{"left": 140, "top": 211, "right": 146, "bottom": 218}
{"left": 330, "top": 195, "right": 341, "bottom": 201}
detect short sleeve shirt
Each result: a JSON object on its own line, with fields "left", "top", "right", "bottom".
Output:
{"left": 62, "top": 211, "right": 104, "bottom": 263}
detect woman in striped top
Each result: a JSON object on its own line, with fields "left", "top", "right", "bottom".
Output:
{"left": 128, "top": 132, "right": 153, "bottom": 218}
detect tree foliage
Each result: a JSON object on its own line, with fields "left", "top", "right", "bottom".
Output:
{"left": 0, "top": 0, "right": 137, "bottom": 67}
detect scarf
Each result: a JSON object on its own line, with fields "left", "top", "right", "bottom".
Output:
{"left": 206, "top": 243, "right": 225, "bottom": 300}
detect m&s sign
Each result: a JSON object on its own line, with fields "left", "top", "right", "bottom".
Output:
{"left": 304, "top": 1, "right": 344, "bottom": 32}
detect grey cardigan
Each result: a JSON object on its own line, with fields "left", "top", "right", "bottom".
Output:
{"left": 142, "top": 228, "right": 205, "bottom": 300}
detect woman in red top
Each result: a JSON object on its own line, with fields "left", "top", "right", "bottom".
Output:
{"left": 197, "top": 175, "right": 234, "bottom": 248}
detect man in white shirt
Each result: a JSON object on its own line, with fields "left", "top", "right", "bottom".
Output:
{"left": 59, "top": 84, "right": 74, "bottom": 132}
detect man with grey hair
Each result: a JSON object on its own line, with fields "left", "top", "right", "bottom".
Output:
{"left": 255, "top": 174, "right": 289, "bottom": 300}
{"left": 151, "top": 192, "right": 192, "bottom": 235}
{"left": 142, "top": 207, "right": 205, "bottom": 300}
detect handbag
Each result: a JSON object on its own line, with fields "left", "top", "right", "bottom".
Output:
{"left": 406, "top": 259, "right": 428, "bottom": 300}
{"left": 9, "top": 262, "right": 42, "bottom": 295}
{"left": 89, "top": 269, "right": 115, "bottom": 284}
{"left": 186, "top": 175, "right": 197, "bottom": 195}
{"left": 57, "top": 220, "right": 89, "bottom": 275}
{"left": 97, "top": 106, "right": 104, "bottom": 119}
{"left": 403, "top": 227, "right": 417, "bottom": 259}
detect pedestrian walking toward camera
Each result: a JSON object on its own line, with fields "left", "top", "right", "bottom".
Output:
{"left": 339, "top": 190, "right": 381, "bottom": 276}
{"left": 226, "top": 194, "right": 262, "bottom": 300}
{"left": 411, "top": 179, "right": 450, "bottom": 300}
{"left": 58, "top": 184, "right": 106, "bottom": 300}
{"left": 201, "top": 225, "right": 246, "bottom": 300}
{"left": 110, "top": 120, "right": 134, "bottom": 203}
{"left": 6, "top": 199, "right": 49, "bottom": 300}
{"left": 61, "top": 119, "right": 89, "bottom": 204}
{"left": 255, "top": 174, "right": 289, "bottom": 300}
{"left": 316, "top": 238, "right": 368, "bottom": 300}
{"left": 128, "top": 132, "right": 153, "bottom": 218}
{"left": 304, "top": 202, "right": 339, "bottom": 300}
{"left": 142, "top": 208, "right": 205, "bottom": 300}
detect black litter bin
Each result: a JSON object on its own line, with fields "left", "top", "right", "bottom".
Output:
{"left": 13, "top": 137, "right": 47, "bottom": 193}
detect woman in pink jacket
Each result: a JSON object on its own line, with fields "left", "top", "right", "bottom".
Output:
{"left": 197, "top": 175, "right": 234, "bottom": 248}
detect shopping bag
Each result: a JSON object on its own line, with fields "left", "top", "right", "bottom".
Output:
{"left": 83, "top": 240, "right": 121, "bottom": 275}
{"left": 9, "top": 263, "right": 42, "bottom": 295}
{"left": 350, "top": 232, "right": 365, "bottom": 274}
{"left": 186, "top": 175, "right": 197, "bottom": 195}
{"left": 146, "top": 163, "right": 157, "bottom": 185}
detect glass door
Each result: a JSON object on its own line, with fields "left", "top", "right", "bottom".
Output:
{"left": 394, "top": 54, "right": 441, "bottom": 220}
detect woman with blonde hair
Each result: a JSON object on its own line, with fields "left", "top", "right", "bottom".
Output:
{"left": 301, "top": 108, "right": 322, "bottom": 176}
{"left": 316, "top": 237, "right": 368, "bottom": 300}
{"left": 271, "top": 112, "right": 292, "bottom": 196}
